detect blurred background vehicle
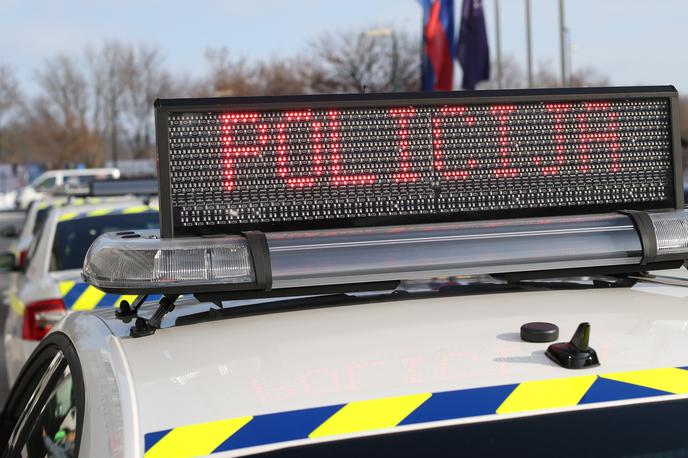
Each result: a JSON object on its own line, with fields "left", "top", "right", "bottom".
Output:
{"left": 0, "top": 211, "right": 24, "bottom": 256}
{"left": 2, "top": 188, "right": 158, "bottom": 384}
{"left": 14, "top": 168, "right": 120, "bottom": 210}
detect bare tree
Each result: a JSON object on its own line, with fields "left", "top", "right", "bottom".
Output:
{"left": 0, "top": 64, "right": 21, "bottom": 160}
{"left": 199, "top": 47, "right": 307, "bottom": 97}
{"left": 31, "top": 55, "right": 100, "bottom": 166}
{"left": 479, "top": 56, "right": 609, "bottom": 90}
{"left": 477, "top": 55, "right": 526, "bottom": 90}
{"left": 0, "top": 64, "right": 19, "bottom": 126}
{"left": 121, "top": 45, "right": 173, "bottom": 158}
{"left": 85, "top": 41, "right": 176, "bottom": 160}
{"left": 533, "top": 59, "right": 609, "bottom": 88}
{"left": 254, "top": 58, "right": 308, "bottom": 95}
{"left": 202, "top": 48, "right": 259, "bottom": 97}
{"left": 305, "top": 28, "right": 420, "bottom": 94}
{"left": 86, "top": 42, "right": 130, "bottom": 164}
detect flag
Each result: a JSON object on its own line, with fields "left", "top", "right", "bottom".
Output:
{"left": 456, "top": 0, "right": 490, "bottom": 90}
{"left": 421, "top": 0, "right": 455, "bottom": 91}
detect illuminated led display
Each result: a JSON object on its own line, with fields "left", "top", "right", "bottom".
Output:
{"left": 157, "top": 88, "right": 678, "bottom": 235}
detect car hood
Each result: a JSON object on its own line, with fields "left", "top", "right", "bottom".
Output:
{"left": 106, "top": 273, "right": 688, "bottom": 457}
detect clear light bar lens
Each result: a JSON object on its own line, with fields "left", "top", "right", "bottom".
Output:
{"left": 153, "top": 246, "right": 252, "bottom": 281}
{"left": 83, "top": 230, "right": 255, "bottom": 291}
{"left": 650, "top": 212, "right": 688, "bottom": 255}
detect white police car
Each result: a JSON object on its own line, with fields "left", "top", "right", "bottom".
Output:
{"left": 3, "top": 86, "right": 688, "bottom": 457}
{"left": 2, "top": 199, "right": 159, "bottom": 384}
{"left": 14, "top": 168, "right": 120, "bottom": 210}
{"left": 6, "top": 179, "right": 160, "bottom": 273}
{"left": 9, "top": 195, "right": 131, "bottom": 271}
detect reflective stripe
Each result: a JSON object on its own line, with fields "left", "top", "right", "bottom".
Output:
{"left": 58, "top": 207, "right": 156, "bottom": 222}
{"left": 122, "top": 205, "right": 152, "bottom": 214}
{"left": 58, "top": 281, "right": 76, "bottom": 296}
{"left": 61, "top": 282, "right": 89, "bottom": 308}
{"left": 58, "top": 212, "right": 79, "bottom": 222}
{"left": 87, "top": 208, "right": 113, "bottom": 217}
{"left": 9, "top": 294, "right": 23, "bottom": 316}
{"left": 144, "top": 417, "right": 252, "bottom": 458}
{"left": 309, "top": 393, "right": 431, "bottom": 438}
{"left": 120, "top": 294, "right": 139, "bottom": 305}
{"left": 71, "top": 286, "right": 106, "bottom": 311}
{"left": 144, "top": 366, "right": 688, "bottom": 457}
{"left": 601, "top": 368, "right": 688, "bottom": 394}
{"left": 59, "top": 281, "right": 144, "bottom": 310}
{"left": 495, "top": 375, "right": 596, "bottom": 414}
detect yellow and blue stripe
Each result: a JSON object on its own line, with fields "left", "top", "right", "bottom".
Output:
{"left": 144, "top": 365, "right": 688, "bottom": 458}
{"left": 58, "top": 206, "right": 156, "bottom": 222}
{"left": 59, "top": 281, "right": 160, "bottom": 311}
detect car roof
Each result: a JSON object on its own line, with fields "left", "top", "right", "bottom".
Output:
{"left": 38, "top": 168, "right": 119, "bottom": 177}
{"left": 74, "top": 270, "right": 688, "bottom": 456}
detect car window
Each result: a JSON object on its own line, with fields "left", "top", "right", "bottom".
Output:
{"left": 19, "top": 201, "right": 39, "bottom": 235}
{"left": 76, "top": 175, "right": 98, "bottom": 184}
{"left": 4, "top": 352, "right": 65, "bottom": 453}
{"left": 51, "top": 211, "right": 159, "bottom": 271}
{"left": 17, "top": 365, "right": 78, "bottom": 458}
{"left": 34, "top": 207, "right": 51, "bottom": 235}
{"left": 34, "top": 177, "right": 56, "bottom": 192}
{"left": 24, "top": 223, "right": 44, "bottom": 271}
{"left": 1, "top": 334, "right": 85, "bottom": 458}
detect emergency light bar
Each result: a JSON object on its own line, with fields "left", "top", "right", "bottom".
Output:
{"left": 83, "top": 210, "right": 688, "bottom": 294}
{"left": 90, "top": 178, "right": 158, "bottom": 197}
{"left": 81, "top": 86, "right": 688, "bottom": 297}
{"left": 155, "top": 86, "right": 682, "bottom": 238}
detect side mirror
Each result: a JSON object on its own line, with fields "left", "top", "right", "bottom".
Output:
{"left": 0, "top": 252, "right": 16, "bottom": 272}
{"left": 0, "top": 226, "right": 18, "bottom": 239}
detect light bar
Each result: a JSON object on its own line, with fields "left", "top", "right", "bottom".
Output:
{"left": 90, "top": 179, "right": 159, "bottom": 197}
{"left": 83, "top": 232, "right": 256, "bottom": 293}
{"left": 155, "top": 86, "right": 682, "bottom": 237}
{"left": 650, "top": 211, "right": 688, "bottom": 256}
{"left": 83, "top": 211, "right": 688, "bottom": 295}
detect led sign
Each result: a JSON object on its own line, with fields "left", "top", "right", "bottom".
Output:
{"left": 155, "top": 87, "right": 681, "bottom": 237}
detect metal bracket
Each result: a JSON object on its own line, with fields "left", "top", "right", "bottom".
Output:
{"left": 116, "top": 294, "right": 148, "bottom": 323}
{"left": 130, "top": 294, "right": 179, "bottom": 338}
{"left": 619, "top": 210, "right": 658, "bottom": 265}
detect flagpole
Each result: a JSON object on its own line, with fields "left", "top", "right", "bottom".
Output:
{"left": 525, "top": 0, "right": 533, "bottom": 88}
{"left": 495, "top": 0, "right": 502, "bottom": 89}
{"left": 559, "top": 0, "right": 566, "bottom": 86}
{"left": 420, "top": 3, "right": 427, "bottom": 91}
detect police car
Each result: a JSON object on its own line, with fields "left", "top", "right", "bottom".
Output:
{"left": 14, "top": 168, "right": 120, "bottom": 210}
{"left": 3, "top": 86, "right": 688, "bottom": 457}
{"left": 11, "top": 196, "right": 117, "bottom": 271}
{"left": 7, "top": 179, "right": 160, "bottom": 272}
{"left": 2, "top": 198, "right": 159, "bottom": 384}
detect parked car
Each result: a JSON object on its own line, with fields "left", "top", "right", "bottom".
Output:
{"left": 15, "top": 168, "right": 120, "bottom": 210}
{"left": 2, "top": 199, "right": 158, "bottom": 384}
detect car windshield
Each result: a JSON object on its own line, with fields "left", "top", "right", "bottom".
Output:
{"left": 31, "top": 176, "right": 55, "bottom": 190}
{"left": 51, "top": 212, "right": 159, "bottom": 271}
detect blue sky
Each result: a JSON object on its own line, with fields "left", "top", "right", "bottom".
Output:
{"left": 2, "top": 0, "right": 686, "bottom": 95}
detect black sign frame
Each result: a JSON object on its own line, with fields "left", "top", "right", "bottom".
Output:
{"left": 154, "top": 86, "right": 682, "bottom": 238}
